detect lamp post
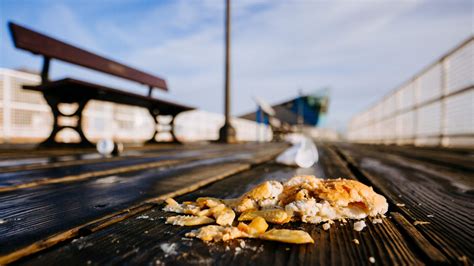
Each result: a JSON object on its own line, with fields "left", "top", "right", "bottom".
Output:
{"left": 218, "top": 0, "right": 236, "bottom": 143}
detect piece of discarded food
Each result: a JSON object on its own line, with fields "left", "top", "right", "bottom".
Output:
{"left": 209, "top": 204, "right": 227, "bottom": 214}
{"left": 185, "top": 225, "right": 248, "bottom": 242}
{"left": 353, "top": 220, "right": 366, "bottom": 231}
{"left": 238, "top": 216, "right": 268, "bottom": 235}
{"left": 213, "top": 206, "right": 235, "bottom": 226}
{"left": 162, "top": 175, "right": 389, "bottom": 244}
{"left": 248, "top": 216, "right": 268, "bottom": 234}
{"left": 163, "top": 198, "right": 184, "bottom": 213}
{"left": 234, "top": 181, "right": 283, "bottom": 212}
{"left": 196, "top": 197, "right": 223, "bottom": 208}
{"left": 237, "top": 222, "right": 251, "bottom": 234}
{"left": 166, "top": 215, "right": 214, "bottom": 226}
{"left": 413, "top": 221, "right": 431, "bottom": 226}
{"left": 259, "top": 229, "right": 314, "bottom": 244}
{"left": 182, "top": 204, "right": 201, "bottom": 215}
{"left": 196, "top": 208, "right": 212, "bottom": 217}
{"left": 238, "top": 209, "right": 291, "bottom": 224}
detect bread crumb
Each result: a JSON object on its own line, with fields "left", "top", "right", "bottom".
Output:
{"left": 322, "top": 223, "right": 331, "bottom": 230}
{"left": 458, "top": 255, "right": 468, "bottom": 263}
{"left": 372, "top": 218, "right": 383, "bottom": 224}
{"left": 136, "top": 215, "right": 149, "bottom": 219}
{"left": 427, "top": 214, "right": 434, "bottom": 218}
{"left": 414, "top": 221, "right": 431, "bottom": 226}
{"left": 239, "top": 240, "right": 246, "bottom": 248}
{"left": 369, "top": 257, "right": 375, "bottom": 263}
{"left": 353, "top": 221, "right": 366, "bottom": 232}
{"left": 160, "top": 243, "right": 178, "bottom": 257}
{"left": 353, "top": 239, "right": 359, "bottom": 245}
{"left": 396, "top": 203, "right": 405, "bottom": 207}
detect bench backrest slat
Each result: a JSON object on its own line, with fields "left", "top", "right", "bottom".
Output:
{"left": 9, "top": 22, "right": 167, "bottom": 90}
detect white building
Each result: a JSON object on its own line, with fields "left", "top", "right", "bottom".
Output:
{"left": 0, "top": 68, "right": 271, "bottom": 144}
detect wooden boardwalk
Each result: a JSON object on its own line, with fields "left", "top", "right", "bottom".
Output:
{"left": 0, "top": 142, "right": 472, "bottom": 265}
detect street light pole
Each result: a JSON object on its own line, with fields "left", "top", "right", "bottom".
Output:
{"left": 218, "top": 0, "right": 236, "bottom": 143}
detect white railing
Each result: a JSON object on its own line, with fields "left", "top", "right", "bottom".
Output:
{"left": 347, "top": 37, "right": 474, "bottom": 147}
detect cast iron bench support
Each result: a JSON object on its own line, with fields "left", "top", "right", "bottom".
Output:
{"left": 42, "top": 93, "right": 92, "bottom": 147}
{"left": 146, "top": 109, "right": 179, "bottom": 144}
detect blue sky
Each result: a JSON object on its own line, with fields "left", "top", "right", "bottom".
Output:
{"left": 0, "top": 0, "right": 472, "bottom": 132}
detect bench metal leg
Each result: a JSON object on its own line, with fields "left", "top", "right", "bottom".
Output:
{"left": 39, "top": 94, "right": 93, "bottom": 148}
{"left": 169, "top": 116, "right": 179, "bottom": 143}
{"left": 146, "top": 109, "right": 181, "bottom": 144}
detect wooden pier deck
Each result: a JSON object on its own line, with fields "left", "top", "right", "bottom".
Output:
{"left": 0, "top": 142, "right": 472, "bottom": 265}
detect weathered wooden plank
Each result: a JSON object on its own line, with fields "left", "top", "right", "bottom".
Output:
{"left": 0, "top": 143, "right": 277, "bottom": 189}
{"left": 0, "top": 162, "right": 248, "bottom": 259}
{"left": 16, "top": 144, "right": 423, "bottom": 265}
{"left": 391, "top": 212, "right": 448, "bottom": 263}
{"left": 0, "top": 143, "right": 286, "bottom": 261}
{"left": 0, "top": 163, "right": 250, "bottom": 265}
{"left": 0, "top": 148, "right": 167, "bottom": 173}
{"left": 355, "top": 143, "right": 474, "bottom": 172}
{"left": 0, "top": 142, "right": 220, "bottom": 169}
{"left": 334, "top": 143, "right": 473, "bottom": 264}
{"left": 0, "top": 143, "right": 245, "bottom": 173}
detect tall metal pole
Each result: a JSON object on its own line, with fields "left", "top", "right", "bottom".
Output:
{"left": 218, "top": 0, "right": 236, "bottom": 143}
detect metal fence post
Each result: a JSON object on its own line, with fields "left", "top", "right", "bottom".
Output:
{"left": 3, "top": 74, "right": 11, "bottom": 143}
{"left": 440, "top": 59, "right": 448, "bottom": 147}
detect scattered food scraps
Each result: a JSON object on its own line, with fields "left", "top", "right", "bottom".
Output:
{"left": 372, "top": 218, "right": 383, "bottom": 224}
{"left": 414, "top": 221, "right": 431, "bottom": 226}
{"left": 260, "top": 229, "right": 314, "bottom": 244}
{"left": 322, "top": 222, "right": 331, "bottom": 230}
{"left": 159, "top": 243, "right": 178, "bottom": 257}
{"left": 163, "top": 175, "right": 388, "bottom": 244}
{"left": 354, "top": 221, "right": 367, "bottom": 232}
{"left": 166, "top": 215, "right": 214, "bottom": 226}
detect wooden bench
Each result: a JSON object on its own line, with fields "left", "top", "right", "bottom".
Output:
{"left": 8, "top": 22, "right": 193, "bottom": 147}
